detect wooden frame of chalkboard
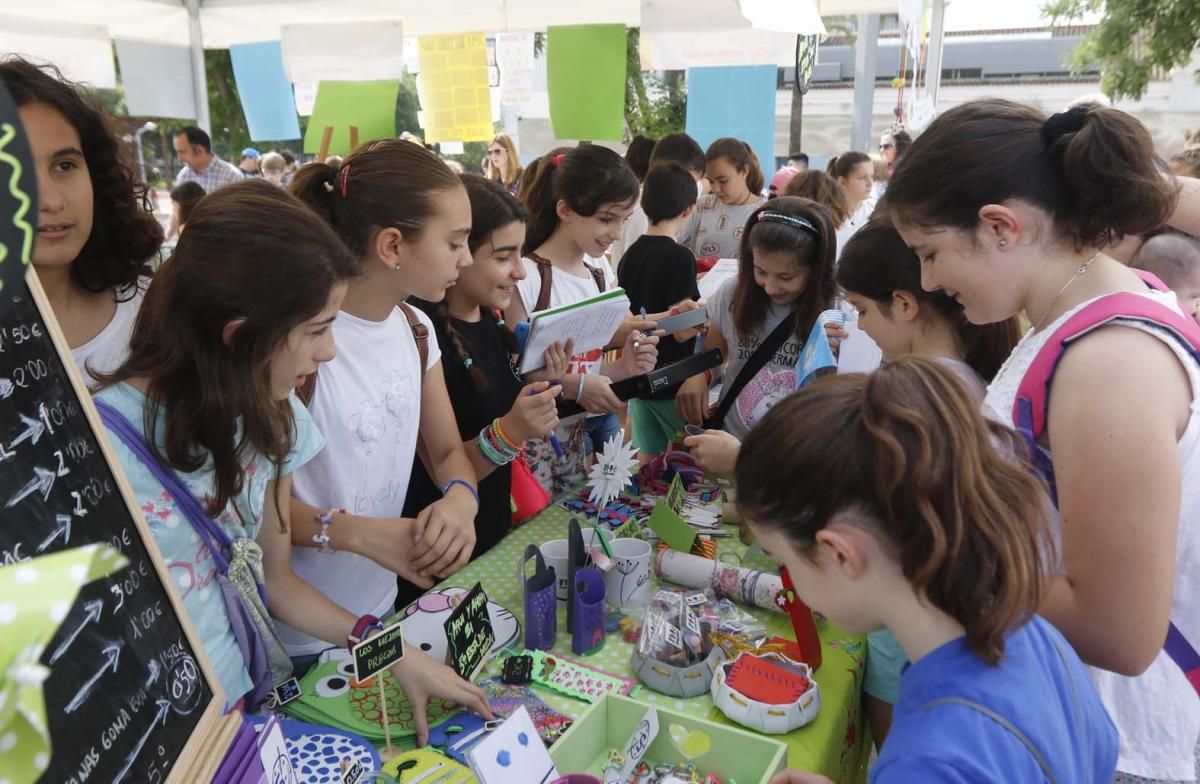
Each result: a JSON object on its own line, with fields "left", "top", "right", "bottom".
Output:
{"left": 0, "top": 268, "right": 240, "bottom": 783}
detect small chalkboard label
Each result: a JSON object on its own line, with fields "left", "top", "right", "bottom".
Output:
{"left": 351, "top": 621, "right": 406, "bottom": 682}
{"left": 444, "top": 582, "right": 495, "bottom": 680}
{"left": 271, "top": 676, "right": 302, "bottom": 707}
{"left": 340, "top": 760, "right": 366, "bottom": 784}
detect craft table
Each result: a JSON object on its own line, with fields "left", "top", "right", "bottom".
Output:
{"left": 435, "top": 503, "right": 870, "bottom": 783}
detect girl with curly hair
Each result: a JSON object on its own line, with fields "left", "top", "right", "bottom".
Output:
{"left": 1, "top": 57, "right": 164, "bottom": 386}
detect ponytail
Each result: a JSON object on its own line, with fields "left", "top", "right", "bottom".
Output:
{"left": 521, "top": 145, "right": 638, "bottom": 255}
{"left": 735, "top": 358, "right": 1052, "bottom": 664}
{"left": 290, "top": 139, "right": 461, "bottom": 258}
{"left": 886, "top": 98, "right": 1178, "bottom": 249}
{"left": 837, "top": 218, "right": 1020, "bottom": 382}
{"left": 705, "top": 137, "right": 764, "bottom": 196}
{"left": 827, "top": 151, "right": 871, "bottom": 181}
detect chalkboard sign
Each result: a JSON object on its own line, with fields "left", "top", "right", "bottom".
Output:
{"left": 444, "top": 582, "right": 495, "bottom": 680}
{"left": 0, "top": 83, "right": 236, "bottom": 783}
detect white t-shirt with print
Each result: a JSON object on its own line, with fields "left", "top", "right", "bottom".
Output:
{"left": 985, "top": 290, "right": 1200, "bottom": 781}
{"left": 279, "top": 306, "right": 442, "bottom": 656}
{"left": 71, "top": 282, "right": 146, "bottom": 387}
{"left": 708, "top": 277, "right": 805, "bottom": 439}
{"left": 678, "top": 194, "right": 762, "bottom": 260}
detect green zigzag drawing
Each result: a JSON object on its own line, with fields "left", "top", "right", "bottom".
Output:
{"left": 0, "top": 121, "right": 36, "bottom": 292}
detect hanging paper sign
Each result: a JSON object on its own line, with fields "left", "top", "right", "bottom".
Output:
{"left": 417, "top": 33, "right": 495, "bottom": 143}
{"left": 445, "top": 583, "right": 495, "bottom": 680}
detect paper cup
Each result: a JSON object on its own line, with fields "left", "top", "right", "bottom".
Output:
{"left": 603, "top": 537, "right": 653, "bottom": 609}
{"left": 541, "top": 528, "right": 613, "bottom": 601}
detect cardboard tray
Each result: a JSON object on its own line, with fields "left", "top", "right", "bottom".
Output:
{"left": 549, "top": 693, "right": 788, "bottom": 784}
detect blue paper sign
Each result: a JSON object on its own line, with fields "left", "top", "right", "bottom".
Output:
{"left": 796, "top": 314, "right": 838, "bottom": 390}
{"left": 685, "top": 65, "right": 777, "bottom": 183}
{"left": 230, "top": 41, "right": 302, "bottom": 141}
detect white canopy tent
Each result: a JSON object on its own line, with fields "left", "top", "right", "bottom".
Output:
{"left": 0, "top": 0, "right": 919, "bottom": 140}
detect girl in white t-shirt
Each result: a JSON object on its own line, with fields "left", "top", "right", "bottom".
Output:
{"left": 506, "top": 145, "right": 659, "bottom": 496}
{"left": 887, "top": 98, "right": 1199, "bottom": 783}
{"left": 827, "top": 151, "right": 875, "bottom": 258}
{"left": 284, "top": 142, "right": 485, "bottom": 666}
{"left": 3, "top": 58, "right": 162, "bottom": 386}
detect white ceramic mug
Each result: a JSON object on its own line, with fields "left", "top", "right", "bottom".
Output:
{"left": 603, "top": 537, "right": 653, "bottom": 609}
{"left": 540, "top": 528, "right": 613, "bottom": 601}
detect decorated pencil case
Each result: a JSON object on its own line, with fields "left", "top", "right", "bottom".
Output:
{"left": 571, "top": 566, "right": 606, "bottom": 655}
{"left": 515, "top": 649, "right": 638, "bottom": 703}
{"left": 521, "top": 543, "right": 557, "bottom": 651}
{"left": 382, "top": 746, "right": 475, "bottom": 783}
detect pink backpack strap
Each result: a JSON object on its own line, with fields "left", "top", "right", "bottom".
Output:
{"left": 1011, "top": 287, "right": 1200, "bottom": 698}
{"left": 1013, "top": 293, "right": 1200, "bottom": 441}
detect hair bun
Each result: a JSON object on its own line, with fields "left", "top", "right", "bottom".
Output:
{"left": 1041, "top": 105, "right": 1090, "bottom": 146}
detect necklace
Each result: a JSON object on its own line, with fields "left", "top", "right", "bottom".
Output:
{"left": 1032, "top": 251, "right": 1102, "bottom": 332}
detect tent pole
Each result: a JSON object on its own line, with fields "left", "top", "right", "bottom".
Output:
{"left": 925, "top": 0, "right": 947, "bottom": 109}
{"left": 850, "top": 13, "right": 880, "bottom": 152}
{"left": 185, "top": 0, "right": 211, "bottom": 132}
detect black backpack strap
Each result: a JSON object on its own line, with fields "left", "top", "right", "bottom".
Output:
{"left": 703, "top": 313, "right": 795, "bottom": 430}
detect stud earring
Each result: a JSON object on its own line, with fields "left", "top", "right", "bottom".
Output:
{"left": 998, "top": 239, "right": 1008, "bottom": 248}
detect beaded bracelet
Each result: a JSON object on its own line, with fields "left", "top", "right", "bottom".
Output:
{"left": 492, "top": 417, "right": 521, "bottom": 453}
{"left": 477, "top": 419, "right": 521, "bottom": 466}
{"left": 312, "top": 507, "right": 345, "bottom": 553}
{"left": 477, "top": 429, "right": 513, "bottom": 466}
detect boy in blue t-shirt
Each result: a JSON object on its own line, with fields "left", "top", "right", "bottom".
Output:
{"left": 618, "top": 162, "right": 704, "bottom": 456}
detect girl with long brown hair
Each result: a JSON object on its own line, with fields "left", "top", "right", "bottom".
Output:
{"left": 741, "top": 359, "right": 1116, "bottom": 783}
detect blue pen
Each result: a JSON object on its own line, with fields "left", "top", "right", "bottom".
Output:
{"left": 538, "top": 384, "right": 565, "bottom": 458}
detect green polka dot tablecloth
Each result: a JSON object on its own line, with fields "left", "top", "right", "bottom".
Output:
{"left": 422, "top": 503, "right": 870, "bottom": 783}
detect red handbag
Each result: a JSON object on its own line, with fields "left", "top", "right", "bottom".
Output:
{"left": 510, "top": 452, "right": 550, "bottom": 525}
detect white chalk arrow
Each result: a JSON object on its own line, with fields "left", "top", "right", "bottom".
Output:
{"left": 36, "top": 514, "right": 72, "bottom": 553}
{"left": 112, "top": 699, "right": 171, "bottom": 784}
{"left": 9, "top": 413, "right": 44, "bottom": 449}
{"left": 48, "top": 598, "right": 101, "bottom": 665}
{"left": 144, "top": 659, "right": 160, "bottom": 689}
{"left": 65, "top": 642, "right": 121, "bottom": 713}
{"left": 6, "top": 465, "right": 55, "bottom": 507}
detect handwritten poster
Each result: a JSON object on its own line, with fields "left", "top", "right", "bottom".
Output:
{"left": 418, "top": 33, "right": 495, "bottom": 143}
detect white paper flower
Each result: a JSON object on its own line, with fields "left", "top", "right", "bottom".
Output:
{"left": 587, "top": 432, "right": 639, "bottom": 510}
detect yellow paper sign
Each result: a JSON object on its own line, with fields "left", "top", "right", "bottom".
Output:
{"left": 418, "top": 33, "right": 494, "bottom": 143}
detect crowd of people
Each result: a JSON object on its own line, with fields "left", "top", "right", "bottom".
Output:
{"left": 6, "top": 51, "right": 1200, "bottom": 782}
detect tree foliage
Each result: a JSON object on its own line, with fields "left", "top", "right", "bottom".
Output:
{"left": 624, "top": 27, "right": 687, "bottom": 141}
{"left": 1046, "top": 0, "right": 1200, "bottom": 99}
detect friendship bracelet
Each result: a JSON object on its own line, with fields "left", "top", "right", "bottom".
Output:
{"left": 312, "top": 508, "right": 345, "bottom": 553}
{"left": 492, "top": 418, "right": 521, "bottom": 453}
{"left": 477, "top": 428, "right": 516, "bottom": 466}
{"left": 442, "top": 478, "right": 480, "bottom": 506}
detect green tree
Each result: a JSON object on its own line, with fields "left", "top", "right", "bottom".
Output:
{"left": 624, "top": 27, "right": 687, "bottom": 141}
{"left": 1047, "top": 0, "right": 1200, "bottom": 99}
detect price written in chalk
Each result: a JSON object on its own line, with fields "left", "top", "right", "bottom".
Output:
{"left": 444, "top": 582, "right": 494, "bottom": 680}
{"left": 351, "top": 622, "right": 406, "bottom": 682}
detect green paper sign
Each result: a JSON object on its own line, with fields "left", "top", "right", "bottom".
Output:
{"left": 547, "top": 24, "right": 626, "bottom": 141}
{"left": 666, "top": 473, "right": 686, "bottom": 515}
{"left": 303, "top": 80, "right": 400, "bottom": 155}
{"left": 648, "top": 503, "right": 697, "bottom": 553}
